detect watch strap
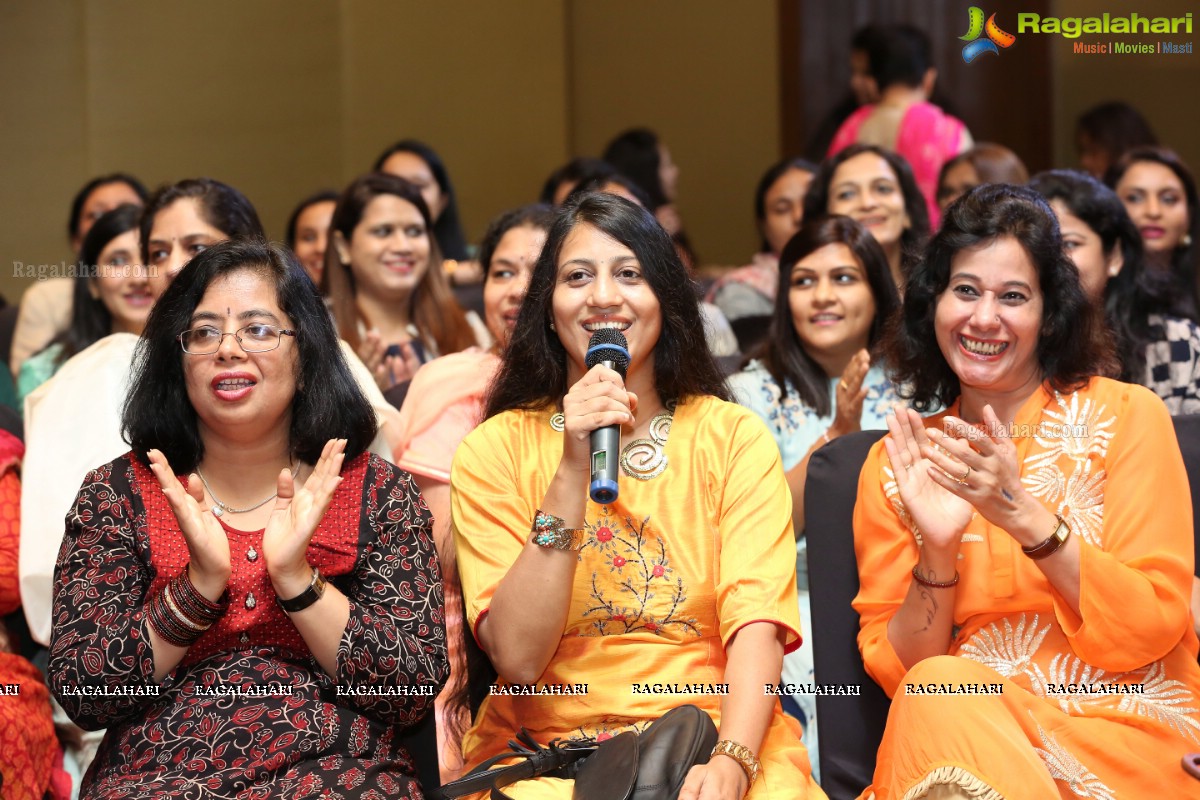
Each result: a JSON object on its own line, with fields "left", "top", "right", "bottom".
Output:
{"left": 1022, "top": 515, "right": 1071, "bottom": 560}
{"left": 278, "top": 567, "right": 327, "bottom": 612}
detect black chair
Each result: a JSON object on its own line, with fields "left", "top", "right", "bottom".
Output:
{"left": 1171, "top": 415, "right": 1200, "bottom": 580}
{"left": 803, "top": 430, "right": 889, "bottom": 800}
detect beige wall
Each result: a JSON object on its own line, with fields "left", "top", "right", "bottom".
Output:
{"left": 0, "top": 0, "right": 779, "bottom": 309}
{"left": 568, "top": 0, "right": 781, "bottom": 267}
{"left": 1052, "top": 0, "right": 1200, "bottom": 173}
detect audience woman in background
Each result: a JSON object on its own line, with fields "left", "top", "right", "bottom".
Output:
{"left": 603, "top": 127, "right": 696, "bottom": 267}
{"left": 854, "top": 185, "right": 1200, "bottom": 797}
{"left": 935, "top": 143, "right": 1029, "bottom": 216}
{"left": 323, "top": 173, "right": 485, "bottom": 391}
{"left": 1106, "top": 146, "right": 1198, "bottom": 313}
{"left": 827, "top": 24, "right": 971, "bottom": 226}
{"left": 804, "top": 144, "right": 929, "bottom": 291}
{"left": 392, "top": 202, "right": 555, "bottom": 782}
{"left": 50, "top": 239, "right": 447, "bottom": 798}
{"left": 727, "top": 216, "right": 901, "bottom": 776}
{"left": 539, "top": 157, "right": 615, "bottom": 206}
{"left": 11, "top": 173, "right": 148, "bottom": 377}
{"left": 1030, "top": 169, "right": 1200, "bottom": 413}
{"left": 17, "top": 204, "right": 163, "bottom": 408}
{"left": 451, "top": 193, "right": 822, "bottom": 798}
{"left": 708, "top": 158, "right": 819, "bottom": 328}
{"left": 21, "top": 176, "right": 265, "bottom": 649}
{"left": 285, "top": 189, "right": 338, "bottom": 285}
{"left": 374, "top": 139, "right": 471, "bottom": 263}
{"left": 1075, "top": 100, "right": 1158, "bottom": 179}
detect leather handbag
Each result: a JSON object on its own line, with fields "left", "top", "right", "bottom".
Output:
{"left": 430, "top": 704, "right": 718, "bottom": 800}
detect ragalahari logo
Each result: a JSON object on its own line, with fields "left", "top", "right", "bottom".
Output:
{"left": 960, "top": 7, "right": 1017, "bottom": 63}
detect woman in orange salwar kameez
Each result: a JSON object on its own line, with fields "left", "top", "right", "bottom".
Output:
{"left": 853, "top": 184, "right": 1200, "bottom": 799}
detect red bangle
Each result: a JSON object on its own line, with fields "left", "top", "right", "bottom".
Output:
{"left": 911, "top": 565, "right": 959, "bottom": 589}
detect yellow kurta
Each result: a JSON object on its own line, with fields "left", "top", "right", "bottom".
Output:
{"left": 853, "top": 378, "right": 1200, "bottom": 798}
{"left": 451, "top": 395, "right": 823, "bottom": 798}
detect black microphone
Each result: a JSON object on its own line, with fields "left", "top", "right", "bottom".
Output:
{"left": 585, "top": 329, "right": 631, "bottom": 504}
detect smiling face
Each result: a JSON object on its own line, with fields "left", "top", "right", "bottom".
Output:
{"left": 827, "top": 153, "right": 911, "bottom": 250}
{"left": 934, "top": 236, "right": 1044, "bottom": 402}
{"left": 1115, "top": 161, "right": 1190, "bottom": 259}
{"left": 788, "top": 243, "right": 876, "bottom": 376}
{"left": 292, "top": 200, "right": 335, "bottom": 284}
{"left": 762, "top": 167, "right": 814, "bottom": 257}
{"left": 89, "top": 229, "right": 162, "bottom": 335}
{"left": 183, "top": 269, "right": 298, "bottom": 445}
{"left": 378, "top": 151, "right": 446, "bottom": 222}
{"left": 1049, "top": 199, "right": 1120, "bottom": 302}
{"left": 484, "top": 224, "right": 545, "bottom": 347}
{"left": 338, "top": 194, "right": 431, "bottom": 303}
{"left": 147, "top": 198, "right": 228, "bottom": 281}
{"left": 551, "top": 222, "right": 662, "bottom": 384}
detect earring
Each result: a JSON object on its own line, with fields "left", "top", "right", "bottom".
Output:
{"left": 549, "top": 321, "right": 556, "bottom": 331}
{"left": 1184, "top": 234, "right": 1194, "bottom": 248}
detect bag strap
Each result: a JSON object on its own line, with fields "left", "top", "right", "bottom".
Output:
{"left": 429, "top": 730, "right": 596, "bottom": 800}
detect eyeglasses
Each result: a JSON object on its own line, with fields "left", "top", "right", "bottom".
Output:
{"left": 178, "top": 324, "right": 296, "bottom": 355}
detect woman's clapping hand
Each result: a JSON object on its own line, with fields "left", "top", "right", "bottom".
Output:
{"left": 883, "top": 406, "right": 973, "bottom": 552}
{"left": 147, "top": 449, "right": 231, "bottom": 599}
{"left": 263, "top": 439, "right": 346, "bottom": 595}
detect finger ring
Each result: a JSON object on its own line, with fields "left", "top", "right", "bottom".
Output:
{"left": 839, "top": 380, "right": 850, "bottom": 391}
{"left": 904, "top": 462, "right": 913, "bottom": 471}
{"left": 959, "top": 465, "right": 971, "bottom": 483}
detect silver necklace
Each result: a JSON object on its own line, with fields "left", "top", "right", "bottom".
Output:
{"left": 196, "top": 463, "right": 297, "bottom": 517}
{"left": 549, "top": 405, "right": 674, "bottom": 481}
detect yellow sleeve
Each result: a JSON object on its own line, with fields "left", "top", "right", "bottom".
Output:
{"left": 1052, "top": 383, "right": 1196, "bottom": 669}
{"left": 714, "top": 407, "right": 802, "bottom": 652}
{"left": 851, "top": 438, "right": 919, "bottom": 697}
{"left": 448, "top": 415, "right": 532, "bottom": 639}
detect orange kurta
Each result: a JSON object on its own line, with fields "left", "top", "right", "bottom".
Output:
{"left": 853, "top": 378, "right": 1200, "bottom": 799}
{"left": 451, "top": 395, "right": 823, "bottom": 799}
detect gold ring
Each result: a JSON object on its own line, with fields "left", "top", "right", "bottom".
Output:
{"left": 959, "top": 466, "right": 971, "bottom": 483}
{"left": 904, "top": 463, "right": 914, "bottom": 471}
{"left": 839, "top": 380, "right": 850, "bottom": 391}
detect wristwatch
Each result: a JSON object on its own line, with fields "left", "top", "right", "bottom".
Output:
{"left": 278, "top": 567, "right": 327, "bottom": 612}
{"left": 1022, "top": 514, "right": 1071, "bottom": 560}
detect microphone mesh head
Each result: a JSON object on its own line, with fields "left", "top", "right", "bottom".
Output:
{"left": 585, "top": 328, "right": 630, "bottom": 376}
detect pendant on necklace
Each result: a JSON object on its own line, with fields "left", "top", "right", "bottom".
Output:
{"left": 211, "top": 505, "right": 224, "bottom": 518}
{"left": 246, "top": 546, "right": 258, "bottom": 563}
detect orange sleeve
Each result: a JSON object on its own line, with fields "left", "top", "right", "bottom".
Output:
{"left": 448, "top": 416, "right": 532, "bottom": 638}
{"left": 850, "top": 438, "right": 919, "bottom": 697}
{"left": 1051, "top": 384, "right": 1196, "bottom": 669}
{"left": 714, "top": 409, "right": 801, "bottom": 653}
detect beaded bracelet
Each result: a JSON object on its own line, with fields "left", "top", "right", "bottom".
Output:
{"left": 911, "top": 565, "right": 959, "bottom": 589}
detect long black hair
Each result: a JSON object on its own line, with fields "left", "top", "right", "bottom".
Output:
{"left": 373, "top": 139, "right": 470, "bottom": 260}
{"left": 753, "top": 216, "right": 899, "bottom": 417}
{"left": 123, "top": 239, "right": 377, "bottom": 471}
{"left": 67, "top": 173, "right": 147, "bottom": 245}
{"left": 485, "top": 193, "right": 729, "bottom": 418}
{"left": 886, "top": 184, "right": 1117, "bottom": 411}
{"left": 50, "top": 204, "right": 143, "bottom": 366}
{"left": 1031, "top": 169, "right": 1188, "bottom": 382}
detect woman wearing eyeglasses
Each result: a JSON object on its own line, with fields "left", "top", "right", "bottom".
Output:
{"left": 48, "top": 239, "right": 448, "bottom": 799}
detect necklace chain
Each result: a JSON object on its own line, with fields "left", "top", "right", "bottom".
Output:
{"left": 549, "top": 403, "right": 675, "bottom": 481}
{"left": 196, "top": 463, "right": 297, "bottom": 517}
